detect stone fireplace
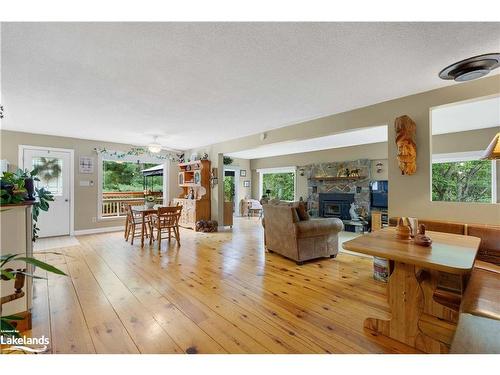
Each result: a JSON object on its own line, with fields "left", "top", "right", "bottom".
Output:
{"left": 302, "top": 159, "right": 371, "bottom": 218}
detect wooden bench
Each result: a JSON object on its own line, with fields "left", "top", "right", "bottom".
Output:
{"left": 450, "top": 261, "right": 500, "bottom": 353}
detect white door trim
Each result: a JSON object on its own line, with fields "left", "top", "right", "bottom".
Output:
{"left": 18, "top": 145, "right": 75, "bottom": 236}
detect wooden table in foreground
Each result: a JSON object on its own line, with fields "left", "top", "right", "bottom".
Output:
{"left": 343, "top": 227, "right": 480, "bottom": 353}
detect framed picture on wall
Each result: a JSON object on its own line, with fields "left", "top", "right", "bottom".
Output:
{"left": 240, "top": 169, "right": 247, "bottom": 177}
{"left": 79, "top": 156, "right": 94, "bottom": 174}
{"left": 243, "top": 180, "right": 250, "bottom": 188}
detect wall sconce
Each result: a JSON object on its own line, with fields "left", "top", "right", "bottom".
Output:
{"left": 298, "top": 167, "right": 305, "bottom": 176}
{"left": 210, "top": 167, "right": 218, "bottom": 188}
{"left": 376, "top": 162, "right": 383, "bottom": 173}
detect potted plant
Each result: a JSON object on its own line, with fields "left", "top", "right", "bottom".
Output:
{"left": 145, "top": 194, "right": 156, "bottom": 208}
{"left": 1, "top": 169, "right": 54, "bottom": 241}
{"left": 15, "top": 169, "right": 39, "bottom": 201}
{"left": 0, "top": 171, "right": 26, "bottom": 205}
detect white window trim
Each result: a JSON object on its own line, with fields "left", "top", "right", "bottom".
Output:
{"left": 257, "top": 166, "right": 297, "bottom": 201}
{"left": 97, "top": 152, "right": 169, "bottom": 220}
{"left": 431, "top": 150, "right": 497, "bottom": 204}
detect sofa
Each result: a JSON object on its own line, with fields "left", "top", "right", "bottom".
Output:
{"left": 262, "top": 202, "right": 344, "bottom": 265}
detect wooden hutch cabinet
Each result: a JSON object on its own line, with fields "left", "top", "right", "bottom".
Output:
{"left": 173, "top": 159, "right": 211, "bottom": 229}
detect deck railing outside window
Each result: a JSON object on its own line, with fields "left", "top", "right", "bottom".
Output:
{"left": 102, "top": 191, "right": 163, "bottom": 217}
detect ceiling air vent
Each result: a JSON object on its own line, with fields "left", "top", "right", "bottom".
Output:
{"left": 439, "top": 53, "right": 500, "bottom": 82}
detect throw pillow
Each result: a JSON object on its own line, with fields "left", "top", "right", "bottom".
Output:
{"left": 296, "top": 201, "right": 310, "bottom": 221}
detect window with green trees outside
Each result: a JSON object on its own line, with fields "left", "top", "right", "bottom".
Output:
{"left": 102, "top": 160, "right": 163, "bottom": 192}
{"left": 262, "top": 172, "right": 295, "bottom": 201}
{"left": 432, "top": 159, "right": 494, "bottom": 203}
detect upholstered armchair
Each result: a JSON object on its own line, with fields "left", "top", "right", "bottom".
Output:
{"left": 262, "top": 204, "right": 344, "bottom": 265}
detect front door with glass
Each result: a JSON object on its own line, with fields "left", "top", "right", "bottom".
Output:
{"left": 22, "top": 148, "right": 71, "bottom": 237}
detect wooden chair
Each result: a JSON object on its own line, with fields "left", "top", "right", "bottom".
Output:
{"left": 125, "top": 205, "right": 153, "bottom": 245}
{"left": 124, "top": 203, "right": 131, "bottom": 239}
{"left": 152, "top": 206, "right": 182, "bottom": 249}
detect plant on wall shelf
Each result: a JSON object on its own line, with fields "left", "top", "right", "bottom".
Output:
{"left": 223, "top": 156, "right": 233, "bottom": 165}
{"left": 0, "top": 170, "right": 27, "bottom": 205}
{"left": 1, "top": 169, "right": 55, "bottom": 241}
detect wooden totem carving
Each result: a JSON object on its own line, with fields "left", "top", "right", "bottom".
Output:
{"left": 395, "top": 115, "right": 417, "bottom": 175}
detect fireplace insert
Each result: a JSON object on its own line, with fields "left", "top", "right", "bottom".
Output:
{"left": 319, "top": 193, "right": 354, "bottom": 220}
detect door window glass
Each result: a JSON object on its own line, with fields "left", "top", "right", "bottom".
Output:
{"left": 32, "top": 157, "right": 64, "bottom": 196}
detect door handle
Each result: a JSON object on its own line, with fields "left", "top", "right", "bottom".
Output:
{"left": 65, "top": 199, "right": 69, "bottom": 202}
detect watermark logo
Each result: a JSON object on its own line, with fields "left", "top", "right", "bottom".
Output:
{"left": 1, "top": 331, "right": 50, "bottom": 354}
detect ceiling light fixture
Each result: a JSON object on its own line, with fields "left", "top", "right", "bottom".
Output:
{"left": 148, "top": 136, "right": 162, "bottom": 153}
{"left": 439, "top": 53, "right": 500, "bottom": 82}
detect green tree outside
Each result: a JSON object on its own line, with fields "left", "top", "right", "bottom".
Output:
{"left": 224, "top": 175, "right": 235, "bottom": 202}
{"left": 103, "top": 161, "right": 163, "bottom": 192}
{"left": 432, "top": 160, "right": 492, "bottom": 202}
{"left": 262, "top": 172, "right": 295, "bottom": 201}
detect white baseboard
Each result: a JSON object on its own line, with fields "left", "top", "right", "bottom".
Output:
{"left": 74, "top": 226, "right": 124, "bottom": 236}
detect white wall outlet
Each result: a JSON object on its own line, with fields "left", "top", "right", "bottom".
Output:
{"left": 92, "top": 217, "right": 97, "bottom": 223}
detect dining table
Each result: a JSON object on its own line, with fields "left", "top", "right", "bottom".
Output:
{"left": 130, "top": 204, "right": 165, "bottom": 247}
{"left": 342, "top": 226, "right": 481, "bottom": 353}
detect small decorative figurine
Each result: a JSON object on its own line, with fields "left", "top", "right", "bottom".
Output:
{"left": 396, "top": 217, "right": 411, "bottom": 240}
{"left": 414, "top": 224, "right": 433, "bottom": 247}
{"left": 349, "top": 202, "right": 360, "bottom": 221}
{"left": 350, "top": 168, "right": 360, "bottom": 177}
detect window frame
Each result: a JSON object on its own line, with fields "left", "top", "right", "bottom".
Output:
{"left": 97, "top": 152, "right": 170, "bottom": 221}
{"left": 257, "top": 166, "right": 297, "bottom": 201}
{"left": 431, "top": 150, "right": 497, "bottom": 204}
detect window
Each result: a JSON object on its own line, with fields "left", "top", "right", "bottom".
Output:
{"left": 258, "top": 167, "right": 296, "bottom": 201}
{"left": 432, "top": 154, "right": 496, "bottom": 203}
{"left": 100, "top": 158, "right": 164, "bottom": 218}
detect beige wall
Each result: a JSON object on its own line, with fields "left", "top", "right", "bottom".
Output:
{"left": 249, "top": 142, "right": 388, "bottom": 200}
{"left": 190, "top": 75, "right": 500, "bottom": 225}
{"left": 0, "top": 130, "right": 180, "bottom": 231}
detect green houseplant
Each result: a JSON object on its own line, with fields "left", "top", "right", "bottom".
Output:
{"left": 1, "top": 169, "right": 55, "bottom": 241}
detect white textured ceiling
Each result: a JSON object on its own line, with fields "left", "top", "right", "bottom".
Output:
{"left": 2, "top": 22, "right": 500, "bottom": 150}
{"left": 227, "top": 125, "right": 388, "bottom": 159}
{"left": 431, "top": 96, "right": 500, "bottom": 135}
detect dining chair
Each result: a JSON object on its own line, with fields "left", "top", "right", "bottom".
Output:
{"left": 125, "top": 205, "right": 153, "bottom": 245}
{"left": 152, "top": 206, "right": 183, "bottom": 249}
{"left": 124, "top": 203, "right": 131, "bottom": 240}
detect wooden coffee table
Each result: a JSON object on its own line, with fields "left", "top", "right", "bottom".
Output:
{"left": 343, "top": 227, "right": 480, "bottom": 353}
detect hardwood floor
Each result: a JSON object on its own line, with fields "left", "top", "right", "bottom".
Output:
{"left": 25, "top": 217, "right": 420, "bottom": 354}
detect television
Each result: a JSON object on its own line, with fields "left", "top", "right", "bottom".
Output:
{"left": 370, "top": 180, "right": 388, "bottom": 209}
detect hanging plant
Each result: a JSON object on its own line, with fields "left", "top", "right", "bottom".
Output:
{"left": 223, "top": 156, "right": 233, "bottom": 165}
